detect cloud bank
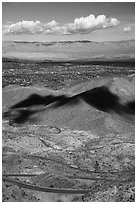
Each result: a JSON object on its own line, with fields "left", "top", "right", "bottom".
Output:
{"left": 3, "top": 14, "right": 120, "bottom": 35}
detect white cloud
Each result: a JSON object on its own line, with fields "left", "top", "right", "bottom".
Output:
{"left": 3, "top": 14, "right": 120, "bottom": 36}
{"left": 64, "top": 14, "right": 119, "bottom": 34}
{"left": 123, "top": 26, "right": 132, "bottom": 32}
{"left": 3, "top": 20, "right": 61, "bottom": 35}
{"left": 46, "top": 20, "right": 58, "bottom": 27}
{"left": 3, "top": 20, "right": 44, "bottom": 35}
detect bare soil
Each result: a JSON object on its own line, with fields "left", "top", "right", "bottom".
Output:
{"left": 2, "top": 75, "right": 135, "bottom": 202}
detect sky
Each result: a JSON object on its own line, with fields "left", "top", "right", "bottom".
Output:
{"left": 2, "top": 2, "right": 135, "bottom": 42}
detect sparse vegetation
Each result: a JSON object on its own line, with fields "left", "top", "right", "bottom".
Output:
{"left": 2, "top": 56, "right": 135, "bottom": 202}
{"left": 2, "top": 58, "right": 135, "bottom": 89}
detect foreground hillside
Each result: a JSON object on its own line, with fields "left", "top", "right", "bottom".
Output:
{"left": 2, "top": 40, "right": 135, "bottom": 61}
{"left": 2, "top": 75, "right": 135, "bottom": 202}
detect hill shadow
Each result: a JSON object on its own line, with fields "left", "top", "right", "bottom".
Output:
{"left": 3, "top": 86, "right": 135, "bottom": 125}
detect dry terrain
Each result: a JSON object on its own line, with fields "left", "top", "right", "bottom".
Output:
{"left": 2, "top": 75, "right": 135, "bottom": 202}
{"left": 2, "top": 40, "right": 135, "bottom": 201}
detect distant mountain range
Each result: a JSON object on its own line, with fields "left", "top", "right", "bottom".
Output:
{"left": 4, "top": 39, "right": 135, "bottom": 43}
{"left": 2, "top": 40, "right": 135, "bottom": 62}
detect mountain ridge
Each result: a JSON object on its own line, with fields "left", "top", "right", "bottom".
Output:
{"left": 3, "top": 39, "right": 135, "bottom": 44}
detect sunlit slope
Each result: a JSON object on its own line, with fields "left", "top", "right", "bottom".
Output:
{"left": 3, "top": 75, "right": 135, "bottom": 134}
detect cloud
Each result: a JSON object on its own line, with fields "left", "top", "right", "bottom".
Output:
{"left": 3, "top": 20, "right": 62, "bottom": 35}
{"left": 123, "top": 26, "right": 132, "bottom": 32}
{"left": 64, "top": 14, "right": 119, "bottom": 34}
{"left": 3, "top": 21, "right": 44, "bottom": 35}
{"left": 3, "top": 14, "right": 120, "bottom": 36}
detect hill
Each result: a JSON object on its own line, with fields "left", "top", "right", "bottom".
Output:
{"left": 2, "top": 75, "right": 135, "bottom": 201}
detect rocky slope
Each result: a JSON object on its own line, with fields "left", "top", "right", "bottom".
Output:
{"left": 2, "top": 75, "right": 135, "bottom": 202}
